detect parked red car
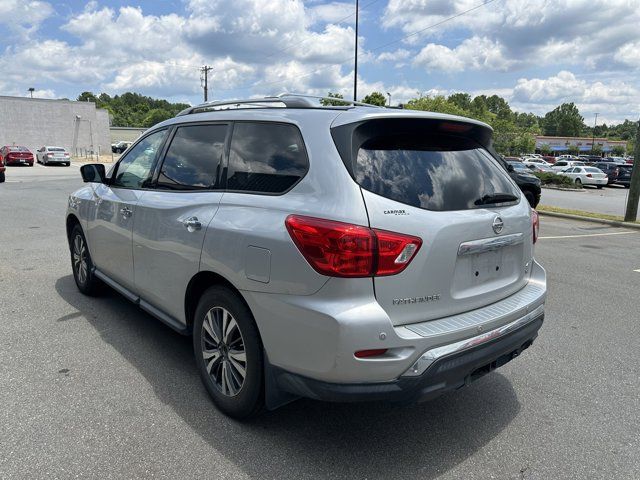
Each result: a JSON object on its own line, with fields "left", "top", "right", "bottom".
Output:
{"left": 542, "top": 155, "right": 556, "bottom": 164}
{"left": 1, "top": 146, "right": 34, "bottom": 166}
{"left": 0, "top": 154, "right": 5, "bottom": 183}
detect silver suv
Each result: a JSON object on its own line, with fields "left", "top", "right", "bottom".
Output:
{"left": 66, "top": 95, "right": 546, "bottom": 418}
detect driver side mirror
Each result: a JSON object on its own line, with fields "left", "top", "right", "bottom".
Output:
{"left": 507, "top": 164, "right": 515, "bottom": 172}
{"left": 80, "top": 163, "right": 106, "bottom": 183}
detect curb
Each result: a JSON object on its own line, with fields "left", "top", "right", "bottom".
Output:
{"left": 541, "top": 186, "right": 584, "bottom": 192}
{"left": 538, "top": 210, "right": 640, "bottom": 230}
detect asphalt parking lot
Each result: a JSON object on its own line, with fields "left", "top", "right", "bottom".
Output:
{"left": 1, "top": 165, "right": 639, "bottom": 479}
{"left": 540, "top": 184, "right": 633, "bottom": 217}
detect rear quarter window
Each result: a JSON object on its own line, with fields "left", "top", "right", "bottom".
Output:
{"left": 226, "top": 122, "right": 308, "bottom": 194}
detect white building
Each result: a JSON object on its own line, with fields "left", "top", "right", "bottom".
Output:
{"left": 0, "top": 95, "right": 111, "bottom": 156}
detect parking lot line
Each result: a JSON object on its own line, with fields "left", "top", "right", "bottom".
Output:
{"left": 634, "top": 269, "right": 640, "bottom": 273}
{"left": 539, "top": 231, "right": 637, "bottom": 240}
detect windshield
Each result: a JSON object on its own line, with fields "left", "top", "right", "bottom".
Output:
{"left": 48, "top": 148, "right": 65, "bottom": 152}
{"left": 8, "top": 146, "right": 28, "bottom": 152}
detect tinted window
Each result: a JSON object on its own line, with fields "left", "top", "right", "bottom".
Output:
{"left": 355, "top": 134, "right": 519, "bottom": 211}
{"left": 585, "top": 167, "right": 601, "bottom": 173}
{"left": 226, "top": 123, "right": 308, "bottom": 193}
{"left": 157, "top": 125, "right": 227, "bottom": 190}
{"left": 112, "top": 130, "right": 167, "bottom": 189}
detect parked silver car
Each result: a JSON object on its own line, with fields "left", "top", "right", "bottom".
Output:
{"left": 66, "top": 95, "right": 546, "bottom": 418}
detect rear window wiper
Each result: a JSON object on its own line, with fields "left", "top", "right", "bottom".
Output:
{"left": 474, "top": 193, "right": 519, "bottom": 206}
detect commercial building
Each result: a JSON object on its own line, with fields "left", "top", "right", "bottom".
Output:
{"left": 535, "top": 135, "right": 627, "bottom": 154}
{"left": 0, "top": 95, "right": 111, "bottom": 156}
{"left": 110, "top": 126, "right": 146, "bottom": 143}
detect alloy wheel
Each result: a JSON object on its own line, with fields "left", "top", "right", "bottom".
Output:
{"left": 201, "top": 307, "right": 247, "bottom": 397}
{"left": 73, "top": 235, "right": 88, "bottom": 285}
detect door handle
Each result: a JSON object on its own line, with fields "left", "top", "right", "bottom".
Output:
{"left": 183, "top": 216, "right": 202, "bottom": 232}
{"left": 120, "top": 206, "right": 132, "bottom": 218}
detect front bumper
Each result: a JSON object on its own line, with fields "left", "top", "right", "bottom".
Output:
{"left": 270, "top": 311, "right": 543, "bottom": 404}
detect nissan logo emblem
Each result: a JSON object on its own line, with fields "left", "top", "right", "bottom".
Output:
{"left": 492, "top": 216, "right": 504, "bottom": 234}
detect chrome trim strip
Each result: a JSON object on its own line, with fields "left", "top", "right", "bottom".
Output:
{"left": 402, "top": 304, "right": 544, "bottom": 377}
{"left": 458, "top": 233, "right": 524, "bottom": 256}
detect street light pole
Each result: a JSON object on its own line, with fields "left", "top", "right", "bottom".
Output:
{"left": 591, "top": 112, "right": 599, "bottom": 155}
{"left": 353, "top": 0, "right": 358, "bottom": 102}
{"left": 386, "top": 92, "right": 391, "bottom": 106}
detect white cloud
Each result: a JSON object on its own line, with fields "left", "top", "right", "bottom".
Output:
{"left": 383, "top": 0, "right": 640, "bottom": 73}
{"left": 307, "top": 2, "right": 355, "bottom": 25}
{"left": 377, "top": 49, "right": 411, "bottom": 63}
{"left": 0, "top": 0, "right": 53, "bottom": 37}
{"left": 413, "top": 37, "right": 511, "bottom": 73}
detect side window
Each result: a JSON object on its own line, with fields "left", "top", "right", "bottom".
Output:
{"left": 157, "top": 124, "right": 227, "bottom": 190}
{"left": 112, "top": 129, "right": 167, "bottom": 189}
{"left": 227, "top": 122, "right": 309, "bottom": 193}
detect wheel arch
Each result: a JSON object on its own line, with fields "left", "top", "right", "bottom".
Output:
{"left": 66, "top": 214, "right": 81, "bottom": 248}
{"left": 184, "top": 270, "right": 253, "bottom": 332}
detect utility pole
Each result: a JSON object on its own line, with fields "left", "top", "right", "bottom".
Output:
{"left": 200, "top": 66, "right": 213, "bottom": 102}
{"left": 353, "top": 0, "right": 358, "bottom": 102}
{"left": 624, "top": 119, "right": 640, "bottom": 222}
{"left": 591, "top": 112, "right": 599, "bottom": 155}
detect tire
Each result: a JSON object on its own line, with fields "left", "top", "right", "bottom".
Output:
{"left": 0, "top": 171, "right": 5, "bottom": 183}
{"left": 597, "top": 185, "right": 603, "bottom": 189}
{"left": 69, "top": 224, "right": 101, "bottom": 296}
{"left": 193, "top": 286, "right": 264, "bottom": 419}
{"left": 66, "top": 162, "right": 70, "bottom": 167}
{"left": 523, "top": 190, "right": 535, "bottom": 208}
{"left": 575, "top": 178, "right": 582, "bottom": 186}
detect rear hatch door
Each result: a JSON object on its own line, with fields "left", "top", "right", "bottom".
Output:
{"left": 332, "top": 116, "right": 534, "bottom": 326}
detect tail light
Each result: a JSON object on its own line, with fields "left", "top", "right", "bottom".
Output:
{"left": 285, "top": 215, "right": 422, "bottom": 278}
{"left": 586, "top": 173, "right": 592, "bottom": 178}
{"left": 531, "top": 210, "right": 540, "bottom": 244}
{"left": 64, "top": 152, "right": 70, "bottom": 157}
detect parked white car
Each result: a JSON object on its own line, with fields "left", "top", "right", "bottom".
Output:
{"left": 522, "top": 157, "right": 551, "bottom": 166}
{"left": 551, "top": 160, "right": 586, "bottom": 171}
{"left": 558, "top": 166, "right": 607, "bottom": 188}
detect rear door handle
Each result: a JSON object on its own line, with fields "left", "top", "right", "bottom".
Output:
{"left": 120, "top": 207, "right": 132, "bottom": 218}
{"left": 183, "top": 216, "right": 202, "bottom": 232}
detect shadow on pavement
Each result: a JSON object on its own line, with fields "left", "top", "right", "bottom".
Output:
{"left": 55, "top": 274, "right": 521, "bottom": 480}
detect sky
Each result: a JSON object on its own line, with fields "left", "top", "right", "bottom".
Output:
{"left": 1, "top": 0, "right": 639, "bottom": 124}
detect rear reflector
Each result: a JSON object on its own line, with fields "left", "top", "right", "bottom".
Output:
{"left": 354, "top": 349, "right": 388, "bottom": 358}
{"left": 531, "top": 209, "right": 539, "bottom": 244}
{"left": 285, "top": 215, "right": 422, "bottom": 277}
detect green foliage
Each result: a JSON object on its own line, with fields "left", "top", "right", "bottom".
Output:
{"left": 143, "top": 108, "right": 173, "bottom": 128}
{"left": 539, "top": 144, "right": 552, "bottom": 155}
{"left": 591, "top": 143, "right": 603, "bottom": 155}
{"left": 567, "top": 144, "right": 580, "bottom": 156}
{"left": 542, "top": 103, "right": 584, "bottom": 136}
{"left": 405, "top": 95, "right": 469, "bottom": 117}
{"left": 448, "top": 92, "right": 472, "bottom": 111}
{"left": 76, "top": 91, "right": 190, "bottom": 127}
{"left": 320, "top": 92, "right": 349, "bottom": 106}
{"left": 612, "top": 145, "right": 626, "bottom": 156}
{"left": 533, "top": 172, "right": 578, "bottom": 188}
{"left": 362, "top": 91, "right": 387, "bottom": 107}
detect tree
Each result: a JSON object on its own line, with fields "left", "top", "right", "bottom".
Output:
{"left": 591, "top": 144, "right": 603, "bottom": 156}
{"left": 568, "top": 144, "right": 580, "bottom": 156}
{"left": 143, "top": 108, "right": 172, "bottom": 128}
{"left": 405, "top": 96, "right": 468, "bottom": 117}
{"left": 448, "top": 92, "right": 472, "bottom": 111}
{"left": 612, "top": 145, "right": 626, "bottom": 156}
{"left": 542, "top": 103, "right": 585, "bottom": 136}
{"left": 539, "top": 144, "right": 552, "bottom": 155}
{"left": 486, "top": 95, "right": 512, "bottom": 120}
{"left": 77, "top": 91, "right": 98, "bottom": 103}
{"left": 320, "top": 92, "right": 348, "bottom": 106}
{"left": 362, "top": 91, "right": 387, "bottom": 106}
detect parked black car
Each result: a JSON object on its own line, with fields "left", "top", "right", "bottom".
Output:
{"left": 593, "top": 162, "right": 620, "bottom": 185}
{"left": 616, "top": 165, "right": 633, "bottom": 188}
{"left": 500, "top": 159, "right": 541, "bottom": 207}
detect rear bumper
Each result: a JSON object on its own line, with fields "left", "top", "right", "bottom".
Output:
{"left": 5, "top": 159, "right": 33, "bottom": 165}
{"left": 270, "top": 312, "right": 543, "bottom": 404}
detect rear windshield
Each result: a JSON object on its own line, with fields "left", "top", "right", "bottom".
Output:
{"left": 8, "top": 146, "right": 28, "bottom": 152}
{"left": 585, "top": 167, "right": 601, "bottom": 173}
{"left": 48, "top": 147, "right": 65, "bottom": 152}
{"left": 354, "top": 134, "right": 519, "bottom": 211}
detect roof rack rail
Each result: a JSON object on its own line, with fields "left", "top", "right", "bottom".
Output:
{"left": 176, "top": 92, "right": 382, "bottom": 116}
